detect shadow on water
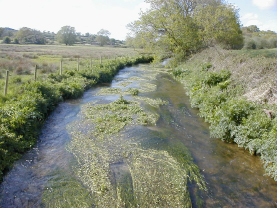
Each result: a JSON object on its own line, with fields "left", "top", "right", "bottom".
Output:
{"left": 0, "top": 64, "right": 276, "bottom": 207}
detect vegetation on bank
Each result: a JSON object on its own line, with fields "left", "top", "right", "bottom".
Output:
{"left": 0, "top": 54, "right": 153, "bottom": 181}
{"left": 172, "top": 47, "right": 277, "bottom": 181}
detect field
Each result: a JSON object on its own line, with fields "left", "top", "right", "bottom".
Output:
{"left": 0, "top": 44, "right": 141, "bottom": 95}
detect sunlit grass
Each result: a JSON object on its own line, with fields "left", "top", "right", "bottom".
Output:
{"left": 231, "top": 48, "right": 277, "bottom": 58}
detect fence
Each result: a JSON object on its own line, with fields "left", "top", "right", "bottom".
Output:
{"left": 1, "top": 55, "right": 115, "bottom": 96}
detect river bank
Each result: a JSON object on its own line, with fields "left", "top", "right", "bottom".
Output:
{"left": 0, "top": 55, "right": 153, "bottom": 182}
{"left": 172, "top": 47, "right": 277, "bottom": 181}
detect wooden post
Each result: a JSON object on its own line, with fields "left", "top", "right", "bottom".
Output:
{"left": 4, "top": 70, "right": 9, "bottom": 96}
{"left": 77, "top": 58, "right": 80, "bottom": 71}
{"left": 100, "top": 55, "right": 102, "bottom": 64}
{"left": 90, "top": 58, "right": 93, "bottom": 68}
{"left": 60, "top": 60, "right": 63, "bottom": 75}
{"left": 34, "top": 65, "right": 37, "bottom": 81}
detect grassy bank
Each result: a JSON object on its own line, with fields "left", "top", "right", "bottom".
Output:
{"left": 172, "top": 47, "right": 277, "bottom": 181}
{"left": 0, "top": 53, "right": 153, "bottom": 181}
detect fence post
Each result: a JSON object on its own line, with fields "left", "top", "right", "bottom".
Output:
{"left": 100, "top": 55, "right": 102, "bottom": 64}
{"left": 4, "top": 70, "right": 9, "bottom": 96}
{"left": 90, "top": 58, "right": 93, "bottom": 68}
{"left": 60, "top": 60, "right": 63, "bottom": 75}
{"left": 34, "top": 65, "right": 37, "bottom": 81}
{"left": 77, "top": 58, "right": 80, "bottom": 71}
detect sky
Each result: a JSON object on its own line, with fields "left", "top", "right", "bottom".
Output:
{"left": 0, "top": 0, "right": 276, "bottom": 40}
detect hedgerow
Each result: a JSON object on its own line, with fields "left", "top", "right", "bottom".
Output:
{"left": 0, "top": 55, "right": 153, "bottom": 181}
{"left": 172, "top": 48, "right": 277, "bottom": 181}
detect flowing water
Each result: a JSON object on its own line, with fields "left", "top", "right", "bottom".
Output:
{"left": 0, "top": 63, "right": 276, "bottom": 207}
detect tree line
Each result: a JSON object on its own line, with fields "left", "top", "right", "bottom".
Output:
{"left": 241, "top": 25, "right": 277, "bottom": 49}
{"left": 0, "top": 26, "right": 123, "bottom": 46}
{"left": 126, "top": 0, "right": 276, "bottom": 61}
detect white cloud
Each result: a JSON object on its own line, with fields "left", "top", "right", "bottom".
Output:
{"left": 241, "top": 12, "right": 277, "bottom": 32}
{"left": 241, "top": 13, "right": 262, "bottom": 27}
{"left": 252, "top": 0, "right": 277, "bottom": 10}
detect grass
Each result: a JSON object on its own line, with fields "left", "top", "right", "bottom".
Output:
{"left": 0, "top": 44, "right": 142, "bottom": 98}
{"left": 231, "top": 48, "right": 277, "bottom": 58}
{"left": 0, "top": 44, "right": 140, "bottom": 80}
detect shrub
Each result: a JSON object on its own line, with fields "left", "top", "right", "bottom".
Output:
{"left": 2, "top": 36, "right": 11, "bottom": 44}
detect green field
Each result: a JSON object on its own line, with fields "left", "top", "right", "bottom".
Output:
{"left": 0, "top": 44, "right": 140, "bottom": 75}
{"left": 0, "top": 44, "right": 141, "bottom": 97}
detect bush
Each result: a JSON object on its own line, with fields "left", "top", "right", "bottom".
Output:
{"left": 2, "top": 36, "right": 11, "bottom": 44}
{"left": 243, "top": 38, "right": 256, "bottom": 49}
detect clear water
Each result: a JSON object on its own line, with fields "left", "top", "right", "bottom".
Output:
{"left": 0, "top": 64, "right": 276, "bottom": 207}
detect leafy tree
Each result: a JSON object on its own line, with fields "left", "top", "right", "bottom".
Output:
{"left": 16, "top": 27, "right": 33, "bottom": 44}
{"left": 128, "top": 0, "right": 243, "bottom": 59}
{"left": 57, "top": 26, "right": 76, "bottom": 46}
{"left": 194, "top": 2, "right": 243, "bottom": 49}
{"left": 14, "top": 38, "right": 19, "bottom": 44}
{"left": 16, "top": 27, "right": 46, "bottom": 44}
{"left": 96, "top": 29, "right": 111, "bottom": 46}
{"left": 110, "top": 38, "right": 116, "bottom": 45}
{"left": 3, "top": 36, "right": 11, "bottom": 44}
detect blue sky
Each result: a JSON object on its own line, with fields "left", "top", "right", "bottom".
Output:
{"left": 227, "top": 0, "right": 277, "bottom": 32}
{"left": 0, "top": 0, "right": 276, "bottom": 40}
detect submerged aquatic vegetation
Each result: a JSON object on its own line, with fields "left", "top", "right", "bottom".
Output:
{"left": 138, "top": 83, "right": 157, "bottom": 93}
{"left": 82, "top": 96, "right": 158, "bottom": 138}
{"left": 96, "top": 87, "right": 122, "bottom": 95}
{"left": 134, "top": 96, "right": 168, "bottom": 108}
{"left": 66, "top": 92, "right": 205, "bottom": 206}
{"left": 41, "top": 172, "right": 94, "bottom": 208}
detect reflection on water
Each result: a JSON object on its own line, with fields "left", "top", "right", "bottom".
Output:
{"left": 0, "top": 64, "right": 276, "bottom": 207}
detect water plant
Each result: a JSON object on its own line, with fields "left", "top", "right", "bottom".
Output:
{"left": 67, "top": 94, "right": 205, "bottom": 207}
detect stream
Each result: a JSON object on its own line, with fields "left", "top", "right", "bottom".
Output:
{"left": 0, "top": 63, "right": 276, "bottom": 207}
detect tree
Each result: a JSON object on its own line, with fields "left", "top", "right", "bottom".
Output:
{"left": 128, "top": 0, "right": 243, "bottom": 59}
{"left": 57, "top": 26, "right": 76, "bottom": 46}
{"left": 96, "top": 29, "right": 111, "bottom": 46}
{"left": 0, "top": 28, "right": 5, "bottom": 38}
{"left": 16, "top": 27, "right": 33, "bottom": 44}
{"left": 16, "top": 27, "right": 46, "bottom": 44}
{"left": 128, "top": 0, "right": 202, "bottom": 58}
{"left": 3, "top": 36, "right": 11, "bottom": 44}
{"left": 241, "top": 25, "right": 277, "bottom": 49}
{"left": 194, "top": 2, "right": 243, "bottom": 49}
